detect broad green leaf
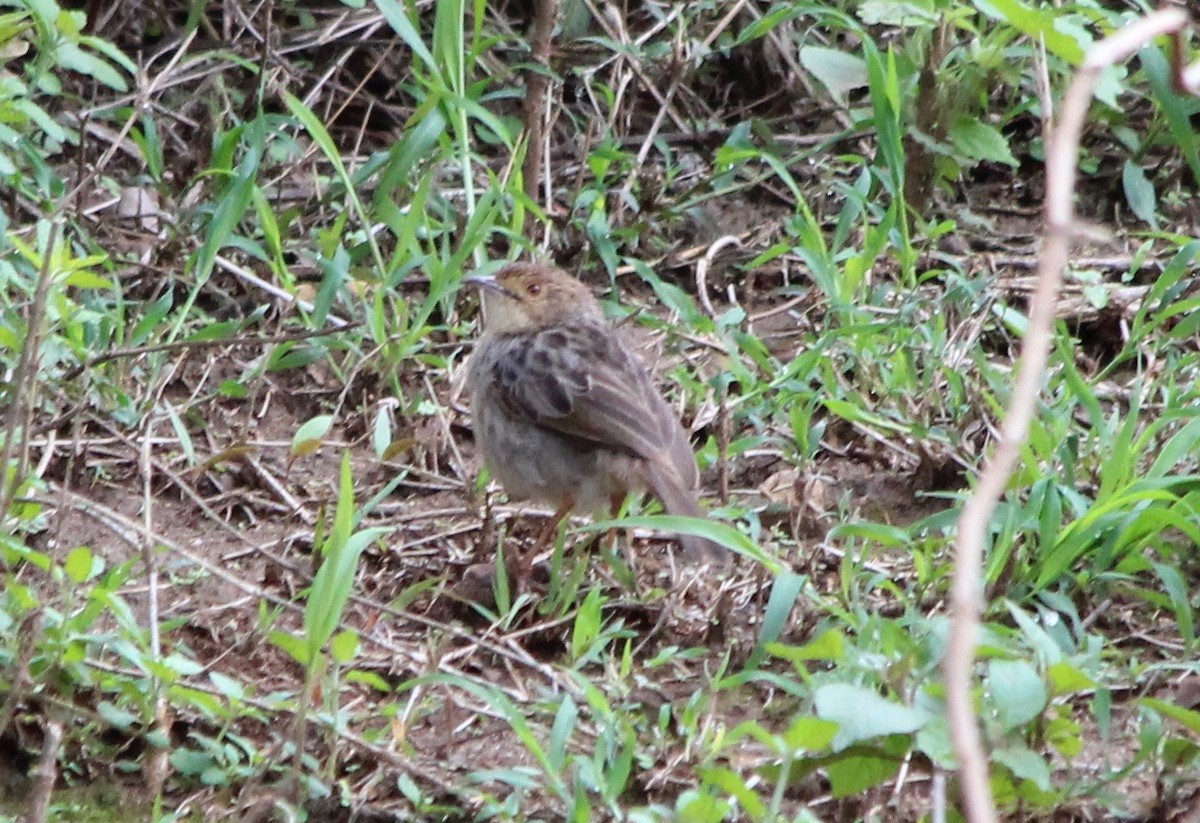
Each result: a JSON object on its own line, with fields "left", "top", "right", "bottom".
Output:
{"left": 994, "top": 745, "right": 1052, "bottom": 791}
{"left": 799, "top": 46, "right": 868, "bottom": 108}
{"left": 781, "top": 716, "right": 839, "bottom": 752}
{"left": 184, "top": 320, "right": 240, "bottom": 343}
{"left": 949, "top": 118, "right": 1018, "bottom": 167}
{"left": 64, "top": 545, "right": 100, "bottom": 582}
{"left": 170, "top": 748, "right": 213, "bottom": 775}
{"left": 814, "top": 683, "right": 928, "bottom": 750}
{"left": 268, "top": 630, "right": 308, "bottom": 664}
{"left": 987, "top": 659, "right": 1047, "bottom": 731}
{"left": 825, "top": 747, "right": 902, "bottom": 797}
{"left": 698, "top": 767, "right": 767, "bottom": 820}
{"left": 767, "top": 629, "right": 845, "bottom": 665}
{"left": 1047, "top": 661, "right": 1096, "bottom": 696}
{"left": 330, "top": 629, "right": 360, "bottom": 664}
{"left": 97, "top": 700, "right": 138, "bottom": 729}
{"left": 675, "top": 789, "right": 730, "bottom": 823}
{"left": 209, "top": 671, "right": 246, "bottom": 700}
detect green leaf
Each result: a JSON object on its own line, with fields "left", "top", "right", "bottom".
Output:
{"left": 781, "top": 716, "right": 839, "bottom": 752}
{"left": 698, "top": 767, "right": 767, "bottom": 820}
{"left": 766, "top": 629, "right": 845, "bottom": 664}
{"left": 993, "top": 745, "right": 1052, "bottom": 792}
{"left": 547, "top": 694, "right": 577, "bottom": 771}
{"left": 1047, "top": 661, "right": 1096, "bottom": 696}
{"left": 970, "top": 0, "right": 1085, "bottom": 64}
{"left": 305, "top": 455, "right": 393, "bottom": 660}
{"left": 1148, "top": 413, "right": 1200, "bottom": 479}
{"left": 915, "top": 715, "right": 955, "bottom": 769}
{"left": 1141, "top": 44, "right": 1200, "bottom": 184}
{"left": 218, "top": 381, "right": 248, "bottom": 399}
{"left": 267, "top": 343, "right": 325, "bottom": 372}
{"left": 168, "top": 686, "right": 226, "bottom": 720}
{"left": 170, "top": 748, "right": 213, "bottom": 776}
{"left": 1046, "top": 715, "right": 1083, "bottom": 758}
{"left": 0, "top": 323, "right": 20, "bottom": 351}
{"left": 824, "top": 398, "right": 911, "bottom": 434}
{"left": 292, "top": 414, "right": 334, "bottom": 457}
{"left": 330, "top": 629, "right": 360, "bottom": 664}
{"left": 798, "top": 46, "right": 868, "bottom": 108}
{"left": 1007, "top": 602, "right": 1066, "bottom": 662}
{"left": 674, "top": 789, "right": 730, "bottom": 823}
{"left": 733, "top": 4, "right": 812, "bottom": 45}
{"left": 949, "top": 118, "right": 1018, "bottom": 167}
{"left": 64, "top": 545, "right": 101, "bottom": 582}
{"left": 200, "top": 766, "right": 230, "bottom": 786}
{"left": 208, "top": 671, "right": 246, "bottom": 700}
{"left": 1151, "top": 560, "right": 1194, "bottom": 646}
{"left": 372, "top": 404, "right": 393, "bottom": 458}
{"left": 129, "top": 290, "right": 173, "bottom": 346}
{"left": 570, "top": 587, "right": 604, "bottom": 661}
{"left": 56, "top": 41, "right": 128, "bottom": 90}
{"left": 63, "top": 269, "right": 115, "bottom": 289}
{"left": 584, "top": 514, "right": 779, "bottom": 572}
{"left": 814, "top": 684, "right": 928, "bottom": 750}
{"left": 97, "top": 701, "right": 138, "bottom": 729}
{"left": 825, "top": 747, "right": 902, "bottom": 797}
{"left": 987, "top": 659, "right": 1047, "bottom": 731}
{"left": 758, "top": 570, "right": 807, "bottom": 647}
{"left": 1141, "top": 697, "right": 1200, "bottom": 735}
{"left": 857, "top": 0, "right": 938, "bottom": 26}
{"left": 1121, "top": 160, "right": 1158, "bottom": 227}
{"left": 346, "top": 669, "right": 392, "bottom": 692}
{"left": 162, "top": 653, "right": 206, "bottom": 677}
{"left": 371, "top": 0, "right": 438, "bottom": 75}
{"left": 183, "top": 320, "right": 240, "bottom": 343}
{"left": 268, "top": 630, "right": 308, "bottom": 664}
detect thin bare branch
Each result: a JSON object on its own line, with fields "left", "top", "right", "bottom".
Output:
{"left": 944, "top": 9, "right": 1193, "bottom": 823}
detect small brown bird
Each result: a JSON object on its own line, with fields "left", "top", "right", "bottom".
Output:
{"left": 464, "top": 262, "right": 730, "bottom": 568}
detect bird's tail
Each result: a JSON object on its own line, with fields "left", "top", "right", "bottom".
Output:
{"left": 644, "top": 466, "right": 732, "bottom": 566}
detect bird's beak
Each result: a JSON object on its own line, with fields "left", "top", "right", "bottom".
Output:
{"left": 462, "top": 273, "right": 516, "bottom": 299}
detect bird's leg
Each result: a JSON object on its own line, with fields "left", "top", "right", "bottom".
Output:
{"left": 606, "top": 494, "right": 624, "bottom": 552}
{"left": 604, "top": 496, "right": 624, "bottom": 554}
{"left": 515, "top": 501, "right": 572, "bottom": 591}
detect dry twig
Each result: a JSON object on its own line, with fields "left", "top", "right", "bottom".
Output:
{"left": 944, "top": 10, "right": 1196, "bottom": 823}
{"left": 521, "top": 0, "right": 559, "bottom": 207}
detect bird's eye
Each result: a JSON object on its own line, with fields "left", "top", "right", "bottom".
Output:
{"left": 526, "top": 283, "right": 542, "bottom": 296}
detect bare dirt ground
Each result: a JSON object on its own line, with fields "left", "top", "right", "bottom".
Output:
{"left": 5, "top": 289, "right": 967, "bottom": 818}
{"left": 9, "top": 272, "right": 1176, "bottom": 821}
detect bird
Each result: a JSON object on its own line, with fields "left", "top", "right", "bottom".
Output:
{"left": 463, "top": 261, "right": 730, "bottom": 574}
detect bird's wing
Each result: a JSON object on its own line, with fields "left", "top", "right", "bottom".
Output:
{"left": 486, "top": 323, "right": 698, "bottom": 486}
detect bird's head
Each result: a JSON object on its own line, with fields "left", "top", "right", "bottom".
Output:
{"left": 464, "top": 263, "right": 603, "bottom": 334}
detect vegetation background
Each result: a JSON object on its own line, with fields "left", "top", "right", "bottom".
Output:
{"left": 1, "top": 0, "right": 1199, "bottom": 820}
